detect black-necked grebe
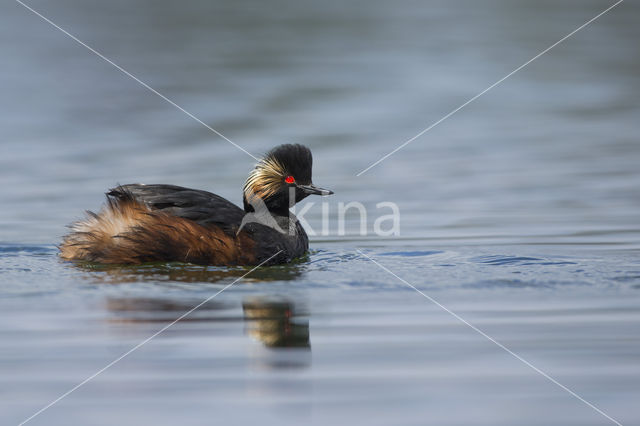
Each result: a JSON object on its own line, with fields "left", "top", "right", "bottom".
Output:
{"left": 60, "top": 144, "right": 333, "bottom": 265}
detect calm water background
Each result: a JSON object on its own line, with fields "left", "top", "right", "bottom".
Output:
{"left": 1, "top": 0, "right": 639, "bottom": 425}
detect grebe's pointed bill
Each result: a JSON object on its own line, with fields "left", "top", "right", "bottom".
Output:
{"left": 298, "top": 184, "right": 333, "bottom": 196}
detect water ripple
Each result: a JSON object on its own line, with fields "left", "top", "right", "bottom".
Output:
{"left": 379, "top": 250, "right": 444, "bottom": 257}
{"left": 470, "top": 255, "right": 577, "bottom": 266}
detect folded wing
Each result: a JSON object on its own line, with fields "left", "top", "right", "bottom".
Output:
{"left": 109, "top": 184, "right": 245, "bottom": 232}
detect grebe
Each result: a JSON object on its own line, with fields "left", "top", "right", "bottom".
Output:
{"left": 60, "top": 144, "right": 333, "bottom": 265}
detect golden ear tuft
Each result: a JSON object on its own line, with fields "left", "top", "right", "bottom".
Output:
{"left": 243, "top": 156, "right": 287, "bottom": 199}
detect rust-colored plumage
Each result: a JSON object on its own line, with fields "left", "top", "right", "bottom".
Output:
{"left": 60, "top": 193, "right": 255, "bottom": 265}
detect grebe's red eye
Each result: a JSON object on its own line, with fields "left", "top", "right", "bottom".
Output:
{"left": 285, "top": 176, "right": 295, "bottom": 184}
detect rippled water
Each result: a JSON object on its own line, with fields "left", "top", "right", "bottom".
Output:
{"left": 2, "top": 0, "right": 639, "bottom": 425}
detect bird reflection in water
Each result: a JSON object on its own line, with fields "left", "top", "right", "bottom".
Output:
{"left": 81, "top": 260, "right": 306, "bottom": 285}
{"left": 105, "top": 295, "right": 310, "bottom": 350}
{"left": 242, "top": 298, "right": 309, "bottom": 348}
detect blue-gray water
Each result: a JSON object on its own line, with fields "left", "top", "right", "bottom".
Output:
{"left": 1, "top": 0, "right": 639, "bottom": 425}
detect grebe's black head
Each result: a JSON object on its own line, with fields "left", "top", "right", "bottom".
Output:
{"left": 243, "top": 144, "right": 333, "bottom": 215}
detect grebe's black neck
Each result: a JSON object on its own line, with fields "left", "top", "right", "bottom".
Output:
{"left": 242, "top": 190, "right": 308, "bottom": 217}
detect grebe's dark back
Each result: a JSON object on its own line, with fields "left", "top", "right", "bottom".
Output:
{"left": 59, "top": 144, "right": 333, "bottom": 265}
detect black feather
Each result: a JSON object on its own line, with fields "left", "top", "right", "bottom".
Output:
{"left": 109, "top": 184, "right": 245, "bottom": 234}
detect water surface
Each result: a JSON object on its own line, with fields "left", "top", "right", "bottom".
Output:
{"left": 1, "top": 0, "right": 639, "bottom": 425}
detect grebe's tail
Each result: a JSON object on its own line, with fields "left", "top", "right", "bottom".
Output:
{"left": 59, "top": 187, "right": 252, "bottom": 265}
